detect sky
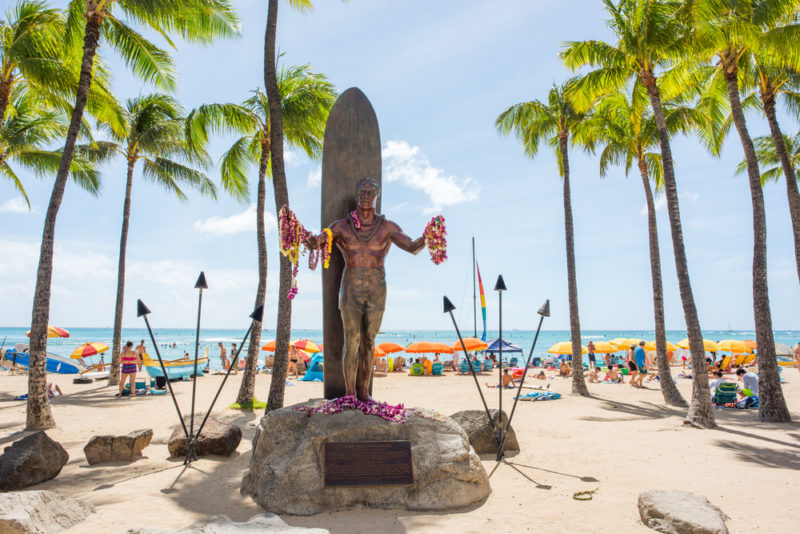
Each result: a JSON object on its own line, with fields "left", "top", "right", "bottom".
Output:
{"left": 1, "top": 0, "right": 799, "bottom": 333}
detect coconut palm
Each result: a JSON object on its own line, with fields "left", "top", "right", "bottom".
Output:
{"left": 561, "top": 0, "right": 716, "bottom": 427}
{"left": 101, "top": 93, "right": 217, "bottom": 386}
{"left": 496, "top": 81, "right": 590, "bottom": 396}
{"left": 26, "top": 0, "right": 239, "bottom": 430}
{"left": 187, "top": 65, "right": 335, "bottom": 406}
{"left": 686, "top": 0, "right": 793, "bottom": 422}
{"left": 262, "top": 0, "right": 313, "bottom": 412}
{"left": 574, "top": 88, "right": 704, "bottom": 407}
{"left": 738, "top": 131, "right": 800, "bottom": 182}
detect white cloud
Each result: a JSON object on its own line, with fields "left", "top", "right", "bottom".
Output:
{"left": 0, "top": 197, "right": 33, "bottom": 214}
{"left": 307, "top": 165, "right": 321, "bottom": 187}
{"left": 641, "top": 191, "right": 699, "bottom": 215}
{"left": 284, "top": 150, "right": 300, "bottom": 168}
{"left": 193, "top": 204, "right": 277, "bottom": 235}
{"left": 382, "top": 140, "right": 480, "bottom": 213}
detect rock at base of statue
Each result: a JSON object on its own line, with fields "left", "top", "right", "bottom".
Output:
{"left": 241, "top": 401, "right": 491, "bottom": 515}
{"left": 84, "top": 429, "right": 153, "bottom": 465}
{"left": 0, "top": 432, "right": 69, "bottom": 491}
{"left": 638, "top": 490, "right": 729, "bottom": 534}
{"left": 126, "top": 514, "right": 329, "bottom": 533}
{"left": 0, "top": 490, "right": 94, "bottom": 533}
{"left": 450, "top": 409, "right": 519, "bottom": 455}
{"left": 167, "top": 418, "right": 242, "bottom": 458}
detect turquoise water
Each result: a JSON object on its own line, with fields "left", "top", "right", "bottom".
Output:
{"left": 2, "top": 326, "right": 797, "bottom": 370}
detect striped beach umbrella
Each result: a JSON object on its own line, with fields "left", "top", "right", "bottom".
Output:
{"left": 70, "top": 342, "right": 109, "bottom": 359}
{"left": 26, "top": 325, "right": 70, "bottom": 338}
{"left": 291, "top": 339, "right": 321, "bottom": 353}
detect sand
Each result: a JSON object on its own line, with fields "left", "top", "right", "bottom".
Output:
{"left": 0, "top": 366, "right": 797, "bottom": 533}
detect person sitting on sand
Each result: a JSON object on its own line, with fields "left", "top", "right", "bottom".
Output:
{"left": 736, "top": 368, "right": 759, "bottom": 400}
{"left": 533, "top": 370, "right": 547, "bottom": 380}
{"left": 559, "top": 360, "right": 572, "bottom": 377}
{"left": 604, "top": 365, "right": 621, "bottom": 383}
{"left": 709, "top": 369, "right": 725, "bottom": 398}
{"left": 587, "top": 366, "right": 601, "bottom": 383}
{"left": 394, "top": 356, "right": 406, "bottom": 371}
{"left": 47, "top": 382, "right": 63, "bottom": 398}
{"left": 486, "top": 368, "right": 516, "bottom": 388}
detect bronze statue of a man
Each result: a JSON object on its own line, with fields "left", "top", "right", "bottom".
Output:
{"left": 310, "top": 178, "right": 425, "bottom": 400}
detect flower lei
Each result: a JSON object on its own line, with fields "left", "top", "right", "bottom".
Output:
{"left": 350, "top": 210, "right": 361, "bottom": 229}
{"left": 424, "top": 215, "right": 447, "bottom": 265}
{"left": 294, "top": 394, "right": 407, "bottom": 423}
{"left": 278, "top": 205, "right": 332, "bottom": 299}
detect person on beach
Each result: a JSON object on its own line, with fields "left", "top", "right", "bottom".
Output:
{"left": 135, "top": 340, "right": 146, "bottom": 371}
{"left": 736, "top": 368, "right": 759, "bottom": 399}
{"left": 288, "top": 347, "right": 301, "bottom": 378}
{"left": 633, "top": 341, "right": 648, "bottom": 387}
{"left": 587, "top": 341, "right": 596, "bottom": 369}
{"left": 47, "top": 382, "right": 63, "bottom": 398}
{"left": 559, "top": 359, "right": 572, "bottom": 377}
{"left": 118, "top": 341, "right": 139, "bottom": 398}
{"left": 605, "top": 365, "right": 621, "bottom": 383}
{"left": 626, "top": 345, "right": 638, "bottom": 385}
{"left": 486, "top": 368, "right": 515, "bottom": 388}
{"left": 218, "top": 342, "right": 228, "bottom": 371}
{"left": 231, "top": 343, "right": 238, "bottom": 374}
{"left": 794, "top": 343, "right": 800, "bottom": 375}
{"left": 709, "top": 369, "right": 725, "bottom": 397}
{"left": 587, "top": 366, "right": 600, "bottom": 383}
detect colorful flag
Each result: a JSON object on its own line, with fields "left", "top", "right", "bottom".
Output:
{"left": 477, "top": 262, "right": 487, "bottom": 341}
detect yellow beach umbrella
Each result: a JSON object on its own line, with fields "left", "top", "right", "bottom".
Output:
{"left": 716, "top": 340, "right": 752, "bottom": 354}
{"left": 26, "top": 325, "right": 70, "bottom": 338}
{"left": 70, "top": 342, "right": 109, "bottom": 359}
{"left": 590, "top": 341, "right": 618, "bottom": 353}
{"left": 548, "top": 342, "right": 587, "bottom": 355}
{"left": 676, "top": 338, "right": 719, "bottom": 351}
{"left": 610, "top": 338, "right": 642, "bottom": 350}
{"left": 643, "top": 340, "right": 676, "bottom": 351}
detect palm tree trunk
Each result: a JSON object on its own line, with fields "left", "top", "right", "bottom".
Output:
{"left": 109, "top": 158, "right": 135, "bottom": 386}
{"left": 263, "top": 0, "right": 292, "bottom": 412}
{"left": 26, "top": 15, "right": 102, "bottom": 430}
{"left": 0, "top": 79, "right": 11, "bottom": 126}
{"left": 559, "top": 133, "right": 588, "bottom": 396}
{"left": 761, "top": 93, "right": 800, "bottom": 287}
{"left": 643, "top": 72, "right": 715, "bottom": 428}
{"left": 724, "top": 67, "right": 791, "bottom": 422}
{"left": 638, "top": 156, "right": 686, "bottom": 407}
{"left": 236, "top": 147, "right": 269, "bottom": 405}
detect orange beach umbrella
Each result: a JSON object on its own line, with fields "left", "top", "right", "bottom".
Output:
{"left": 261, "top": 340, "right": 276, "bottom": 352}
{"left": 450, "top": 337, "right": 488, "bottom": 352}
{"left": 70, "top": 342, "right": 108, "bottom": 359}
{"left": 377, "top": 342, "right": 405, "bottom": 353}
{"left": 26, "top": 325, "right": 70, "bottom": 338}
{"left": 405, "top": 341, "right": 454, "bottom": 354}
{"left": 374, "top": 346, "right": 386, "bottom": 358}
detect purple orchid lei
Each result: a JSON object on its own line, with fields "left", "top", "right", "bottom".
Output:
{"left": 350, "top": 210, "right": 362, "bottom": 229}
{"left": 294, "top": 394, "right": 407, "bottom": 423}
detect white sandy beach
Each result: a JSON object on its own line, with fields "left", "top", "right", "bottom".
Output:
{"left": 0, "top": 366, "right": 798, "bottom": 533}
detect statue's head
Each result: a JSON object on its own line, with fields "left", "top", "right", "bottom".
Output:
{"left": 355, "top": 178, "right": 380, "bottom": 210}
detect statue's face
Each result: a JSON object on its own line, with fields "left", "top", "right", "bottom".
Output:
{"left": 357, "top": 184, "right": 378, "bottom": 210}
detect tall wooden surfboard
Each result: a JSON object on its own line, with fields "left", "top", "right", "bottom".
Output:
{"left": 321, "top": 88, "right": 382, "bottom": 400}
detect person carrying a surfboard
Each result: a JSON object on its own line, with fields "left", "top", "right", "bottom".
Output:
{"left": 307, "top": 178, "right": 426, "bottom": 401}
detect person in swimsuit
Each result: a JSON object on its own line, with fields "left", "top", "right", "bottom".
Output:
{"left": 307, "top": 178, "right": 425, "bottom": 400}
{"left": 135, "top": 340, "right": 146, "bottom": 371}
{"left": 118, "top": 341, "right": 139, "bottom": 398}
{"left": 218, "top": 342, "right": 228, "bottom": 371}
{"left": 627, "top": 345, "right": 638, "bottom": 385}
{"left": 231, "top": 343, "right": 238, "bottom": 374}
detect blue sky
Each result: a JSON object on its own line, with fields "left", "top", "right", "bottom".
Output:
{"left": 1, "top": 0, "right": 799, "bottom": 333}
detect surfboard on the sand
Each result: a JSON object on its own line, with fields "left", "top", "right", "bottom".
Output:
{"left": 321, "top": 87, "right": 382, "bottom": 400}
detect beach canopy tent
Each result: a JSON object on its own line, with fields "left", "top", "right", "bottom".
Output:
{"left": 301, "top": 353, "right": 324, "bottom": 382}
{"left": 485, "top": 338, "right": 523, "bottom": 353}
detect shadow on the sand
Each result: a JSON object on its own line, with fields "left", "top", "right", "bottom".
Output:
{"left": 581, "top": 397, "right": 685, "bottom": 422}
{"left": 711, "top": 439, "right": 800, "bottom": 470}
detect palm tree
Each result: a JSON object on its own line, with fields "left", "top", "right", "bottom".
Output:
{"left": 561, "top": 0, "right": 716, "bottom": 427}
{"left": 687, "top": 0, "right": 792, "bottom": 422}
{"left": 26, "top": 0, "right": 239, "bottom": 430}
{"left": 262, "top": 0, "right": 312, "bottom": 412}
{"left": 187, "top": 66, "right": 335, "bottom": 406}
{"left": 101, "top": 93, "right": 217, "bottom": 386}
{"left": 739, "top": 131, "right": 800, "bottom": 182}
{"left": 575, "top": 88, "right": 701, "bottom": 407}
{"left": 496, "top": 81, "right": 590, "bottom": 396}
{"left": 1, "top": 86, "right": 101, "bottom": 206}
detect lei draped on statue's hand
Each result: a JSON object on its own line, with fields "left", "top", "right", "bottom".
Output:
{"left": 278, "top": 205, "right": 332, "bottom": 299}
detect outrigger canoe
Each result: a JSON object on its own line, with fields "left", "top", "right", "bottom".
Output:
{"left": 141, "top": 353, "right": 207, "bottom": 380}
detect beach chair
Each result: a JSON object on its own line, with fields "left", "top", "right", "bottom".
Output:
{"left": 472, "top": 359, "right": 482, "bottom": 373}
{"left": 509, "top": 357, "right": 519, "bottom": 367}
{"left": 460, "top": 360, "right": 470, "bottom": 374}
{"left": 730, "top": 354, "right": 746, "bottom": 368}
{"left": 713, "top": 382, "right": 738, "bottom": 407}
{"left": 410, "top": 363, "right": 424, "bottom": 376}
{"left": 483, "top": 359, "right": 492, "bottom": 371}
{"left": 432, "top": 362, "right": 444, "bottom": 376}
{"left": 301, "top": 354, "right": 324, "bottom": 382}
{"left": 742, "top": 354, "right": 756, "bottom": 366}
{"left": 717, "top": 355, "right": 732, "bottom": 371}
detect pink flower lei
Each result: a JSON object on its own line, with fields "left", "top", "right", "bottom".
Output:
{"left": 424, "top": 215, "right": 447, "bottom": 265}
{"left": 294, "top": 394, "right": 407, "bottom": 423}
{"left": 349, "top": 210, "right": 362, "bottom": 229}
{"left": 278, "top": 205, "right": 332, "bottom": 299}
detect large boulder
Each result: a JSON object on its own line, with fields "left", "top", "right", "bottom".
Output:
{"left": 242, "top": 401, "right": 491, "bottom": 515}
{"left": 0, "top": 432, "right": 69, "bottom": 491}
{"left": 450, "top": 409, "right": 519, "bottom": 455}
{"left": 83, "top": 429, "right": 153, "bottom": 465}
{"left": 168, "top": 419, "right": 241, "bottom": 458}
{"left": 0, "top": 490, "right": 94, "bottom": 533}
{"left": 127, "top": 514, "right": 328, "bottom": 533}
{"left": 638, "top": 490, "right": 729, "bottom": 534}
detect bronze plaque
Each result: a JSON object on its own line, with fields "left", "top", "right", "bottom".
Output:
{"left": 324, "top": 441, "right": 413, "bottom": 487}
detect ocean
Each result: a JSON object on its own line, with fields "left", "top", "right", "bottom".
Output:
{"left": 1, "top": 326, "right": 797, "bottom": 370}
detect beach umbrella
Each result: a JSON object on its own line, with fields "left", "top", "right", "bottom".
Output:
{"left": 643, "top": 340, "right": 676, "bottom": 351}
{"left": 374, "top": 346, "right": 386, "bottom": 358}
{"left": 405, "top": 341, "right": 454, "bottom": 354}
{"left": 742, "top": 339, "right": 757, "bottom": 351}
{"left": 26, "top": 325, "right": 70, "bottom": 338}
{"left": 609, "top": 338, "right": 642, "bottom": 350}
{"left": 676, "top": 338, "right": 719, "bottom": 352}
{"left": 450, "top": 337, "right": 488, "bottom": 352}
{"left": 589, "top": 341, "right": 618, "bottom": 353}
{"left": 548, "top": 341, "right": 587, "bottom": 355}
{"left": 70, "top": 342, "right": 109, "bottom": 359}
{"left": 377, "top": 342, "right": 405, "bottom": 353}
{"left": 291, "top": 339, "right": 321, "bottom": 353}
{"left": 716, "top": 340, "right": 752, "bottom": 354}
{"left": 261, "top": 340, "right": 276, "bottom": 352}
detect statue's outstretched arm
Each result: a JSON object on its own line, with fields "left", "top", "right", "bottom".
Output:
{"left": 388, "top": 222, "right": 425, "bottom": 254}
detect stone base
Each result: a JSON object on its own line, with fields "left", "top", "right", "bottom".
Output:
{"left": 241, "top": 401, "right": 491, "bottom": 515}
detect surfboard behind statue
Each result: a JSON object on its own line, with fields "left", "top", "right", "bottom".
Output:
{"left": 321, "top": 88, "right": 382, "bottom": 400}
